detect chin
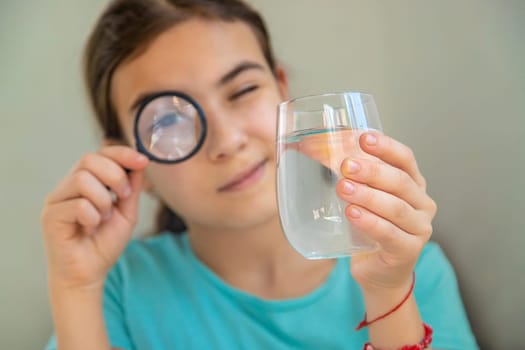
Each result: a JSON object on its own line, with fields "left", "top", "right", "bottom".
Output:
{"left": 221, "top": 195, "right": 279, "bottom": 231}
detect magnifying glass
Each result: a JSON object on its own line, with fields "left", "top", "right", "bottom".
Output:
{"left": 134, "top": 91, "right": 207, "bottom": 164}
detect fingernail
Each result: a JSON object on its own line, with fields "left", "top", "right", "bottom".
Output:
{"left": 365, "top": 134, "right": 377, "bottom": 146}
{"left": 345, "top": 160, "right": 361, "bottom": 174}
{"left": 342, "top": 181, "right": 355, "bottom": 195}
{"left": 137, "top": 154, "right": 148, "bottom": 162}
{"left": 349, "top": 207, "right": 361, "bottom": 219}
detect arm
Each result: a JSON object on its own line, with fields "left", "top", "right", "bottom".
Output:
{"left": 41, "top": 146, "right": 148, "bottom": 349}
{"left": 361, "top": 279, "right": 428, "bottom": 349}
{"left": 49, "top": 284, "right": 111, "bottom": 350}
{"left": 415, "top": 243, "right": 478, "bottom": 349}
{"left": 46, "top": 276, "right": 133, "bottom": 350}
{"left": 360, "top": 244, "right": 478, "bottom": 349}
{"left": 334, "top": 132, "right": 437, "bottom": 348}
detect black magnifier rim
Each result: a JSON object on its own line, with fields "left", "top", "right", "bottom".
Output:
{"left": 133, "top": 90, "right": 207, "bottom": 164}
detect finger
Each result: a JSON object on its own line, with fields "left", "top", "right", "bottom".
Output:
{"left": 43, "top": 198, "right": 102, "bottom": 238}
{"left": 341, "top": 157, "right": 432, "bottom": 211}
{"left": 54, "top": 150, "right": 145, "bottom": 202}
{"left": 98, "top": 145, "right": 149, "bottom": 171}
{"left": 345, "top": 204, "right": 424, "bottom": 256}
{"left": 47, "top": 170, "right": 114, "bottom": 217}
{"left": 337, "top": 179, "right": 434, "bottom": 237}
{"left": 52, "top": 153, "right": 129, "bottom": 202}
{"left": 358, "top": 132, "right": 426, "bottom": 189}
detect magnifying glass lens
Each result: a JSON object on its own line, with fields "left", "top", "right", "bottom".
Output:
{"left": 135, "top": 93, "right": 206, "bottom": 163}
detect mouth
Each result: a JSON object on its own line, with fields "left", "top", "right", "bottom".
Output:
{"left": 218, "top": 159, "right": 268, "bottom": 192}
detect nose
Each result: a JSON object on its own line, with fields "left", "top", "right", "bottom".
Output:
{"left": 204, "top": 107, "right": 248, "bottom": 161}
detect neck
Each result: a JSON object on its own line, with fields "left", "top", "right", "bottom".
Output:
{"left": 187, "top": 214, "right": 335, "bottom": 299}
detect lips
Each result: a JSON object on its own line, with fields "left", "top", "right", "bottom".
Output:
{"left": 218, "top": 159, "right": 268, "bottom": 192}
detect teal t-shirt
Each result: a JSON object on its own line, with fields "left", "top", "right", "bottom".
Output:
{"left": 45, "top": 233, "right": 478, "bottom": 349}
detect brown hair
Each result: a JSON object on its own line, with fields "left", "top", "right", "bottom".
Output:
{"left": 83, "top": 0, "right": 277, "bottom": 235}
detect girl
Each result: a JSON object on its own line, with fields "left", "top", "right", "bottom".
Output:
{"left": 41, "top": 0, "right": 478, "bottom": 349}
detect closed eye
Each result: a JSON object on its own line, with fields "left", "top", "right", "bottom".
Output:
{"left": 228, "top": 85, "right": 259, "bottom": 101}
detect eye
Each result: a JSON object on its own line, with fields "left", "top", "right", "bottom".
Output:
{"left": 229, "top": 85, "right": 259, "bottom": 101}
{"left": 152, "top": 112, "right": 185, "bottom": 131}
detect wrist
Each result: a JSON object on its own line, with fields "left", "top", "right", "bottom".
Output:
{"left": 356, "top": 272, "right": 427, "bottom": 349}
{"left": 48, "top": 270, "right": 106, "bottom": 293}
{"left": 363, "top": 323, "right": 433, "bottom": 350}
{"left": 49, "top": 282, "right": 104, "bottom": 311}
{"left": 48, "top": 278, "right": 104, "bottom": 307}
{"left": 358, "top": 268, "right": 414, "bottom": 294}
{"left": 49, "top": 280, "right": 110, "bottom": 350}
{"left": 360, "top": 274, "right": 414, "bottom": 319}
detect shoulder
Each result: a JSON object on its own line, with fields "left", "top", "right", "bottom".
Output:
{"left": 415, "top": 241, "right": 454, "bottom": 275}
{"left": 414, "top": 241, "right": 459, "bottom": 292}
{"left": 123, "top": 231, "right": 186, "bottom": 260}
{"left": 106, "top": 232, "right": 190, "bottom": 286}
{"left": 413, "top": 245, "right": 479, "bottom": 348}
{"left": 100, "top": 233, "right": 191, "bottom": 350}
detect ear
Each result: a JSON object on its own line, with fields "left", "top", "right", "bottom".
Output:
{"left": 274, "top": 64, "right": 290, "bottom": 101}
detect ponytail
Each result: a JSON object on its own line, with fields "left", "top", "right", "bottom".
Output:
{"left": 155, "top": 203, "right": 187, "bottom": 235}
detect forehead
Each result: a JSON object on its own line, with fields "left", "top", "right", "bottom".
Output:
{"left": 111, "top": 19, "right": 267, "bottom": 117}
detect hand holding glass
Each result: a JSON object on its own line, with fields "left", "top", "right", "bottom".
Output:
{"left": 276, "top": 92, "right": 382, "bottom": 259}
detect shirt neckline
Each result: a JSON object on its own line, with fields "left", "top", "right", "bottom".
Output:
{"left": 174, "top": 232, "right": 346, "bottom": 312}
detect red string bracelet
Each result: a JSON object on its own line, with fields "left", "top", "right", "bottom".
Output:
{"left": 362, "top": 323, "right": 433, "bottom": 350}
{"left": 355, "top": 272, "right": 416, "bottom": 331}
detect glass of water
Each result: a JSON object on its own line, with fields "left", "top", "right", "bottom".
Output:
{"left": 276, "top": 92, "right": 383, "bottom": 259}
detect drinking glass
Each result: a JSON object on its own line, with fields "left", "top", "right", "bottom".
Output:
{"left": 276, "top": 92, "right": 382, "bottom": 259}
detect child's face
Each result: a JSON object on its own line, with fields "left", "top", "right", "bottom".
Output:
{"left": 111, "top": 18, "right": 288, "bottom": 233}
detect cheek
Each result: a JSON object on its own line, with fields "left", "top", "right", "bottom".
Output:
{"left": 144, "top": 166, "right": 199, "bottom": 210}
{"left": 246, "top": 95, "right": 280, "bottom": 141}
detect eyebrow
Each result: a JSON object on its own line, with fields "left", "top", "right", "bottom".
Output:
{"left": 128, "top": 61, "right": 265, "bottom": 115}
{"left": 217, "top": 61, "right": 265, "bottom": 87}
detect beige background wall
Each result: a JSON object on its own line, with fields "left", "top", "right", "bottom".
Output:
{"left": 1, "top": 1, "right": 523, "bottom": 349}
